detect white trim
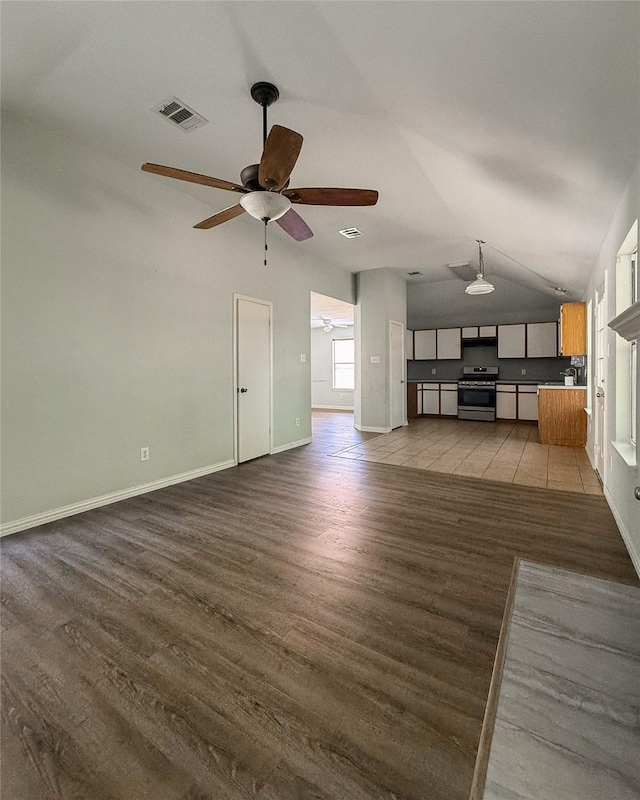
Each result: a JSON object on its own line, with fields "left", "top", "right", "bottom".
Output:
{"left": 234, "top": 294, "right": 274, "bottom": 464}
{"left": 609, "top": 300, "right": 640, "bottom": 342}
{"left": 312, "top": 404, "right": 354, "bottom": 411}
{"left": 271, "top": 437, "right": 312, "bottom": 454}
{"left": 604, "top": 486, "right": 640, "bottom": 580}
{"left": 0, "top": 459, "right": 236, "bottom": 538}
{"left": 354, "top": 423, "right": 391, "bottom": 433}
{"left": 389, "top": 320, "right": 406, "bottom": 430}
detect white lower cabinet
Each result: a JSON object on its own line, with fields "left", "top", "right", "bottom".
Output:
{"left": 517, "top": 386, "right": 539, "bottom": 421}
{"left": 440, "top": 386, "right": 458, "bottom": 416}
{"left": 422, "top": 387, "right": 440, "bottom": 415}
{"left": 496, "top": 385, "right": 517, "bottom": 419}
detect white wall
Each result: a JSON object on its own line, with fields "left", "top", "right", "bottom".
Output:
{"left": 584, "top": 163, "right": 640, "bottom": 577}
{"left": 311, "top": 326, "right": 354, "bottom": 409}
{"left": 355, "top": 268, "right": 407, "bottom": 432}
{"left": 0, "top": 112, "right": 354, "bottom": 531}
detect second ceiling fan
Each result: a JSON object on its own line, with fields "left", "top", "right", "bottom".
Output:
{"left": 142, "top": 82, "right": 379, "bottom": 242}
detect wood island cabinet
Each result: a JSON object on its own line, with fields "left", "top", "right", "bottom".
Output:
{"left": 538, "top": 388, "right": 587, "bottom": 446}
{"left": 560, "top": 302, "right": 587, "bottom": 356}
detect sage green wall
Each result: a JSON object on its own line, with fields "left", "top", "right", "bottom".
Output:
{"left": 1, "top": 112, "right": 354, "bottom": 527}
{"left": 354, "top": 268, "right": 407, "bottom": 431}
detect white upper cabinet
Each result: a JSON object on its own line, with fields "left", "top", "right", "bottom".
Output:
{"left": 414, "top": 329, "right": 437, "bottom": 360}
{"left": 405, "top": 330, "right": 414, "bottom": 360}
{"left": 436, "top": 328, "right": 462, "bottom": 360}
{"left": 462, "top": 326, "right": 479, "bottom": 339}
{"left": 498, "top": 324, "right": 526, "bottom": 358}
{"left": 479, "top": 325, "right": 497, "bottom": 337}
{"left": 526, "top": 322, "right": 558, "bottom": 358}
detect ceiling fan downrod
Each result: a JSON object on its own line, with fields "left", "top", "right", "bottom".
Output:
{"left": 250, "top": 82, "right": 280, "bottom": 147}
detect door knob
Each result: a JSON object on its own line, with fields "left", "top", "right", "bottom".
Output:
{"left": 596, "top": 390, "right": 604, "bottom": 398}
{"left": 238, "top": 387, "right": 248, "bottom": 393}
{"left": 635, "top": 487, "right": 640, "bottom": 501}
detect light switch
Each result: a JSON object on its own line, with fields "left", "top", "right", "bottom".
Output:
{"left": 300, "top": 354, "right": 306, "bottom": 362}
{"left": 370, "top": 356, "right": 380, "bottom": 364}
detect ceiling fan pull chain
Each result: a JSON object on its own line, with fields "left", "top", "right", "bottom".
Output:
{"left": 264, "top": 218, "right": 268, "bottom": 266}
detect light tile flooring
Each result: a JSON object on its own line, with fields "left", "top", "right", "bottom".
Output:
{"left": 332, "top": 418, "right": 602, "bottom": 494}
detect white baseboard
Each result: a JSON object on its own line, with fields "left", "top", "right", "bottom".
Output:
{"left": 354, "top": 423, "right": 391, "bottom": 434}
{"left": 0, "top": 459, "right": 236, "bottom": 538}
{"left": 271, "top": 437, "right": 312, "bottom": 454}
{"left": 604, "top": 486, "right": 640, "bottom": 580}
{"left": 312, "top": 405, "right": 354, "bottom": 411}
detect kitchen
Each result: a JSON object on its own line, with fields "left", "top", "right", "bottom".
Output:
{"left": 406, "top": 302, "right": 589, "bottom": 448}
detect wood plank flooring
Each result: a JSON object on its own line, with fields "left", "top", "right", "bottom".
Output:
{"left": 1, "top": 410, "right": 637, "bottom": 800}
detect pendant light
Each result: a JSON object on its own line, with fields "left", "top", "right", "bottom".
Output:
{"left": 465, "top": 240, "right": 495, "bottom": 295}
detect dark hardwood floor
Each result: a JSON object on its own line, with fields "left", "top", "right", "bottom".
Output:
{"left": 2, "top": 410, "right": 637, "bottom": 800}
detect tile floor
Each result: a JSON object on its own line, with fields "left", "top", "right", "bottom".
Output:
{"left": 331, "top": 418, "right": 602, "bottom": 495}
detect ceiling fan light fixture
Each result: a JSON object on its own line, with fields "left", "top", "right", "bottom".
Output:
{"left": 323, "top": 324, "right": 333, "bottom": 332}
{"left": 465, "top": 239, "right": 495, "bottom": 296}
{"left": 239, "top": 191, "right": 291, "bottom": 222}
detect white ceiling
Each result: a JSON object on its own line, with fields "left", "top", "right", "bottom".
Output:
{"left": 2, "top": 1, "right": 638, "bottom": 309}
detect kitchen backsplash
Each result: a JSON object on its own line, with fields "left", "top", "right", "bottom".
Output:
{"left": 407, "top": 345, "right": 574, "bottom": 382}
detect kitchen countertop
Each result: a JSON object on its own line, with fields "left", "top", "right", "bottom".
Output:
{"left": 537, "top": 383, "right": 587, "bottom": 390}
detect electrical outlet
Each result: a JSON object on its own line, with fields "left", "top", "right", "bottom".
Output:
{"left": 431, "top": 368, "right": 436, "bottom": 375}
{"left": 300, "top": 354, "right": 306, "bottom": 362}
{"left": 521, "top": 368, "right": 527, "bottom": 375}
{"left": 140, "top": 446, "right": 149, "bottom": 462}
{"left": 340, "top": 393, "right": 344, "bottom": 399}
{"left": 295, "top": 418, "right": 300, "bottom": 426}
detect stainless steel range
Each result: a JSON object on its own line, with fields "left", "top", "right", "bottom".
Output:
{"left": 458, "top": 366, "right": 498, "bottom": 422}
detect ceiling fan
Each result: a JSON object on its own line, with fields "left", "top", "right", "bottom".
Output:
{"left": 315, "top": 317, "right": 350, "bottom": 332}
{"left": 142, "top": 82, "right": 378, "bottom": 246}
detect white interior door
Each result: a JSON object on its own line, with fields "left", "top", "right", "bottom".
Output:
{"left": 236, "top": 296, "right": 272, "bottom": 463}
{"left": 594, "top": 286, "right": 606, "bottom": 479}
{"left": 390, "top": 321, "right": 405, "bottom": 429}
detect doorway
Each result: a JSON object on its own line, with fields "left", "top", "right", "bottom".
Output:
{"left": 389, "top": 320, "right": 406, "bottom": 429}
{"left": 310, "top": 292, "right": 355, "bottom": 418}
{"left": 235, "top": 295, "right": 272, "bottom": 463}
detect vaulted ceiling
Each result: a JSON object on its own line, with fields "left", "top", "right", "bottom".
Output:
{"left": 2, "top": 1, "right": 638, "bottom": 308}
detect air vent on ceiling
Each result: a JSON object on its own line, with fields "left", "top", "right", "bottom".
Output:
{"left": 407, "top": 271, "right": 422, "bottom": 277}
{"left": 339, "top": 227, "right": 362, "bottom": 239}
{"left": 153, "top": 97, "right": 209, "bottom": 133}
{"left": 448, "top": 261, "right": 478, "bottom": 282}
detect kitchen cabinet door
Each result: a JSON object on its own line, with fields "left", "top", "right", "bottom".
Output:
{"left": 436, "top": 328, "right": 462, "bottom": 360}
{"left": 526, "top": 322, "right": 557, "bottom": 358}
{"left": 517, "top": 387, "right": 538, "bottom": 420}
{"left": 479, "top": 325, "right": 497, "bottom": 337}
{"left": 440, "top": 389, "right": 458, "bottom": 416}
{"left": 560, "top": 302, "right": 587, "bottom": 355}
{"left": 414, "top": 329, "right": 437, "bottom": 360}
{"left": 498, "top": 324, "right": 526, "bottom": 359}
{"left": 405, "top": 330, "right": 414, "bottom": 360}
{"left": 422, "top": 387, "right": 440, "bottom": 415}
{"left": 496, "top": 388, "right": 517, "bottom": 419}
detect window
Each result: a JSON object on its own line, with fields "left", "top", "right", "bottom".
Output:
{"left": 332, "top": 338, "right": 355, "bottom": 390}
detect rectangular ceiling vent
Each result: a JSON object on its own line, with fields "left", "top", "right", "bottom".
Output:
{"left": 448, "top": 261, "right": 478, "bottom": 282}
{"left": 153, "top": 97, "right": 209, "bottom": 133}
{"left": 339, "top": 227, "right": 362, "bottom": 239}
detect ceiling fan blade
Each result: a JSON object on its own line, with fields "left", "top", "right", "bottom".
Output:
{"left": 142, "top": 163, "right": 248, "bottom": 194}
{"left": 193, "top": 204, "right": 246, "bottom": 230}
{"left": 258, "top": 125, "right": 303, "bottom": 191}
{"left": 283, "top": 188, "right": 378, "bottom": 206}
{"left": 275, "top": 208, "right": 313, "bottom": 241}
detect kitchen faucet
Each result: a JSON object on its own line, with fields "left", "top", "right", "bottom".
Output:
{"left": 561, "top": 367, "right": 578, "bottom": 384}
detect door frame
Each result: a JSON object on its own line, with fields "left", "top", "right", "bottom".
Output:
{"left": 594, "top": 278, "right": 607, "bottom": 480}
{"left": 389, "top": 319, "right": 407, "bottom": 429}
{"left": 233, "top": 294, "right": 274, "bottom": 464}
